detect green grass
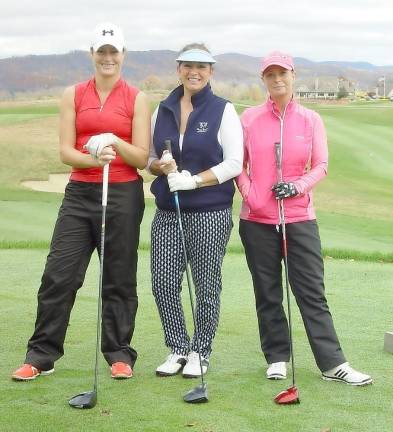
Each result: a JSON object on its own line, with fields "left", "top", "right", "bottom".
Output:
{"left": 0, "top": 104, "right": 59, "bottom": 114}
{"left": 311, "top": 106, "right": 393, "bottom": 261}
{"left": 1, "top": 197, "right": 392, "bottom": 263}
{"left": 0, "top": 101, "right": 392, "bottom": 430}
{"left": 1, "top": 250, "right": 392, "bottom": 432}
{"left": 0, "top": 113, "right": 58, "bottom": 125}
{"left": 0, "top": 104, "right": 59, "bottom": 125}
{"left": 0, "top": 100, "right": 392, "bottom": 261}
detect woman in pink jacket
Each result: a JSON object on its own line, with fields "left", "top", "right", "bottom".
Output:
{"left": 237, "top": 51, "right": 372, "bottom": 385}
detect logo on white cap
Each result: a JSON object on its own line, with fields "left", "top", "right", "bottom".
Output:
{"left": 92, "top": 22, "right": 125, "bottom": 52}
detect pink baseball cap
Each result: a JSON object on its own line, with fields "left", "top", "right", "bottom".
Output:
{"left": 261, "top": 51, "right": 294, "bottom": 74}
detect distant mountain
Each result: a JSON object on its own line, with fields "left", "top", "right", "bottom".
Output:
{"left": 0, "top": 50, "right": 392, "bottom": 97}
{"left": 321, "top": 61, "right": 375, "bottom": 70}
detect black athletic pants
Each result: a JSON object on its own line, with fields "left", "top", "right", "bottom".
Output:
{"left": 25, "top": 179, "right": 144, "bottom": 370}
{"left": 239, "top": 219, "right": 346, "bottom": 372}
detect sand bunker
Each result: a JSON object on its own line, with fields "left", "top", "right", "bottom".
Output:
{"left": 22, "top": 173, "right": 70, "bottom": 193}
{"left": 22, "top": 173, "right": 154, "bottom": 197}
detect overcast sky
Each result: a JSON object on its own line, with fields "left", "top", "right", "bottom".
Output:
{"left": 1, "top": 0, "right": 392, "bottom": 65}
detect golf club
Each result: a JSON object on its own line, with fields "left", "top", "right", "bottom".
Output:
{"left": 165, "top": 139, "right": 208, "bottom": 404}
{"left": 273, "top": 142, "right": 300, "bottom": 405}
{"left": 68, "top": 163, "right": 109, "bottom": 409}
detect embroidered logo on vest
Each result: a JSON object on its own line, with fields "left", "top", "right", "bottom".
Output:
{"left": 102, "top": 30, "right": 114, "bottom": 36}
{"left": 196, "top": 122, "right": 208, "bottom": 133}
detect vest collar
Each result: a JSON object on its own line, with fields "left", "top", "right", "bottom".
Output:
{"left": 163, "top": 83, "right": 213, "bottom": 109}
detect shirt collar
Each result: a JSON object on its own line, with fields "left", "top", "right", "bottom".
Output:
{"left": 267, "top": 96, "right": 295, "bottom": 116}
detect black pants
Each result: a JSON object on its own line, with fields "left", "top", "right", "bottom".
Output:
{"left": 239, "top": 219, "right": 346, "bottom": 372}
{"left": 25, "top": 179, "right": 144, "bottom": 370}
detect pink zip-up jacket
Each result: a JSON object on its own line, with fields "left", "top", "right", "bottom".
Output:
{"left": 236, "top": 98, "right": 328, "bottom": 224}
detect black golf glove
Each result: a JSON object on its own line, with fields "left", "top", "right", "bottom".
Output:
{"left": 272, "top": 182, "right": 298, "bottom": 199}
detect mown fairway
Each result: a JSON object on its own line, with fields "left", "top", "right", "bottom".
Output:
{"left": 0, "top": 100, "right": 392, "bottom": 260}
{"left": 1, "top": 250, "right": 392, "bottom": 432}
{"left": 311, "top": 103, "right": 393, "bottom": 259}
{"left": 0, "top": 100, "right": 392, "bottom": 431}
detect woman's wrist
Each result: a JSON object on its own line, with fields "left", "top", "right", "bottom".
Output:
{"left": 111, "top": 135, "right": 121, "bottom": 149}
{"left": 192, "top": 175, "right": 203, "bottom": 188}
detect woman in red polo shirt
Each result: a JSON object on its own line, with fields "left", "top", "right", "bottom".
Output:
{"left": 12, "top": 22, "right": 150, "bottom": 381}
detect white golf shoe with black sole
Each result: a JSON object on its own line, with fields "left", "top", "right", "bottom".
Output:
{"left": 266, "top": 362, "right": 287, "bottom": 380}
{"left": 322, "top": 362, "right": 372, "bottom": 386}
{"left": 156, "top": 353, "right": 187, "bottom": 376}
{"left": 182, "top": 351, "right": 209, "bottom": 378}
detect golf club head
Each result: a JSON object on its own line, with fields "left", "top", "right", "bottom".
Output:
{"left": 68, "top": 391, "right": 97, "bottom": 409}
{"left": 274, "top": 386, "right": 300, "bottom": 405}
{"left": 183, "top": 383, "right": 208, "bottom": 404}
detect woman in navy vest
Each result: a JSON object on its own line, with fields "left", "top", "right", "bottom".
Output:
{"left": 149, "top": 43, "right": 243, "bottom": 377}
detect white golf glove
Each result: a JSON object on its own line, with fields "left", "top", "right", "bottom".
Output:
{"left": 160, "top": 150, "right": 173, "bottom": 163}
{"left": 84, "top": 133, "right": 117, "bottom": 158}
{"left": 160, "top": 150, "right": 177, "bottom": 175}
{"left": 167, "top": 170, "right": 197, "bottom": 192}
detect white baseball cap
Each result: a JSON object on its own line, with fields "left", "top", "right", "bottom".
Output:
{"left": 176, "top": 49, "right": 216, "bottom": 64}
{"left": 91, "top": 22, "right": 125, "bottom": 52}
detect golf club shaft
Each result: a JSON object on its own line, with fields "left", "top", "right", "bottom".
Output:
{"left": 173, "top": 192, "right": 206, "bottom": 386}
{"left": 274, "top": 143, "right": 296, "bottom": 388}
{"left": 278, "top": 202, "right": 296, "bottom": 387}
{"left": 165, "top": 139, "right": 206, "bottom": 384}
{"left": 94, "top": 163, "right": 109, "bottom": 393}
{"left": 274, "top": 142, "right": 283, "bottom": 182}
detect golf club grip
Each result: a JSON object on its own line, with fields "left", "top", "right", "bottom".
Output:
{"left": 164, "top": 139, "right": 172, "bottom": 154}
{"left": 102, "top": 164, "right": 109, "bottom": 206}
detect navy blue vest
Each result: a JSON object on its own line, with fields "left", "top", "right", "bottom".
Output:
{"left": 151, "top": 84, "right": 235, "bottom": 212}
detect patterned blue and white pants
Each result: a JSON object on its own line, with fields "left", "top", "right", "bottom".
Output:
{"left": 151, "top": 208, "right": 232, "bottom": 358}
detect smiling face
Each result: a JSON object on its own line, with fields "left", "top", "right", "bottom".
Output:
{"left": 262, "top": 65, "right": 295, "bottom": 102}
{"left": 177, "top": 61, "right": 213, "bottom": 95}
{"left": 91, "top": 44, "right": 124, "bottom": 78}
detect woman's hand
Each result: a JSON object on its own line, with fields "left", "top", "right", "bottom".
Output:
{"left": 84, "top": 133, "right": 118, "bottom": 158}
{"left": 271, "top": 182, "right": 298, "bottom": 199}
{"left": 159, "top": 150, "right": 178, "bottom": 175}
{"left": 97, "top": 145, "right": 116, "bottom": 167}
{"left": 168, "top": 170, "right": 198, "bottom": 192}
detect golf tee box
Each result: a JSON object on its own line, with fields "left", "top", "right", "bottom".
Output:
{"left": 384, "top": 332, "right": 393, "bottom": 353}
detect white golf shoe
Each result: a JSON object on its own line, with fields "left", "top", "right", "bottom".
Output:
{"left": 156, "top": 353, "right": 187, "bottom": 376}
{"left": 322, "top": 362, "right": 372, "bottom": 386}
{"left": 266, "top": 362, "right": 287, "bottom": 380}
{"left": 182, "top": 351, "right": 209, "bottom": 378}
